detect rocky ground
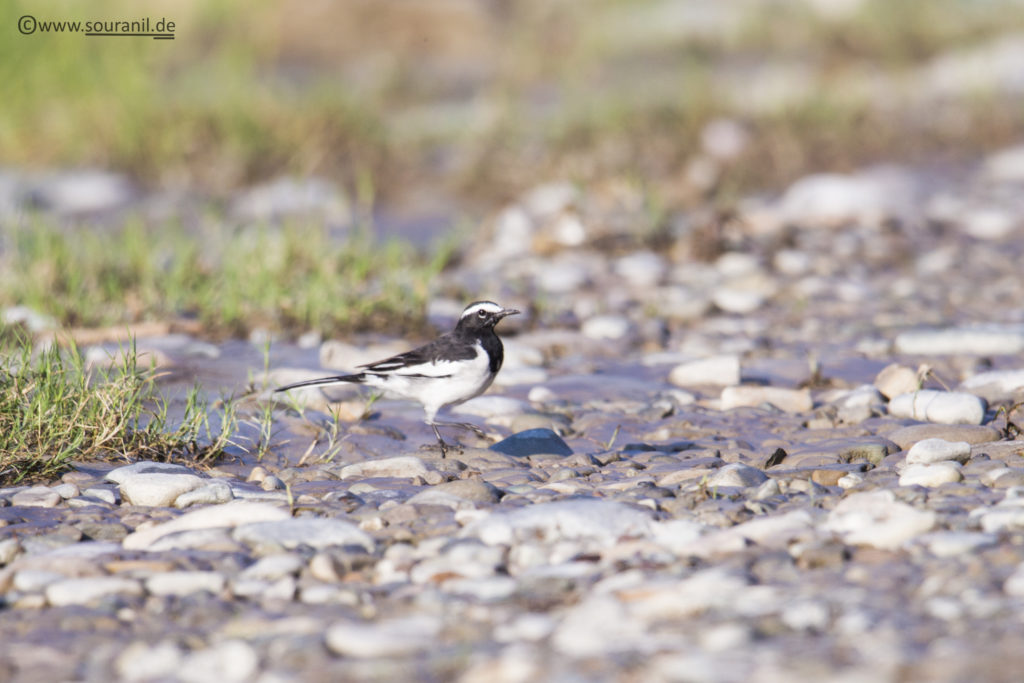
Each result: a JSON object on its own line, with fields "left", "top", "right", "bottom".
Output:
{"left": 5, "top": 143, "right": 1024, "bottom": 682}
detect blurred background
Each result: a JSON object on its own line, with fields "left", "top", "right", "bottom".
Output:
{"left": 3, "top": 0, "right": 1024, "bottom": 337}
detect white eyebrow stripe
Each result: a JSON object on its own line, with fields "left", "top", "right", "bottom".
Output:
{"left": 461, "top": 301, "right": 503, "bottom": 318}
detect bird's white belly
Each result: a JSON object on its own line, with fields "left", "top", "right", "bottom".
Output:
{"left": 362, "top": 343, "right": 494, "bottom": 415}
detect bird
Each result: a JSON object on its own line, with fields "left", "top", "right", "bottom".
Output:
{"left": 274, "top": 301, "right": 520, "bottom": 456}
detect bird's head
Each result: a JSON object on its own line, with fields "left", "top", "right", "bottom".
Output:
{"left": 456, "top": 301, "right": 520, "bottom": 332}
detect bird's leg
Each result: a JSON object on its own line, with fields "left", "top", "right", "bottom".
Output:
{"left": 432, "top": 420, "right": 487, "bottom": 439}
{"left": 430, "top": 422, "right": 450, "bottom": 458}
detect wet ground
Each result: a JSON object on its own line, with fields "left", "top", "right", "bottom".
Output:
{"left": 5, "top": 146, "right": 1024, "bottom": 681}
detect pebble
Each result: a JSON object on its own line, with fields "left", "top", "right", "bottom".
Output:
{"left": 341, "top": 456, "right": 435, "bottom": 480}
{"left": 887, "top": 423, "right": 1000, "bottom": 450}
{"left": 105, "top": 461, "right": 197, "bottom": 484}
{"left": 888, "top": 390, "right": 986, "bottom": 425}
{"left": 960, "top": 368, "right": 1024, "bottom": 400}
{"left": 668, "top": 355, "right": 741, "bottom": 387}
{"left": 463, "top": 499, "right": 653, "bottom": 547}
{"left": 123, "top": 501, "right": 290, "bottom": 550}
{"left": 720, "top": 386, "right": 813, "bottom": 413}
{"left": 706, "top": 463, "right": 769, "bottom": 488}
{"left": 45, "top": 576, "right": 144, "bottom": 606}
{"left": 233, "top": 517, "right": 375, "bottom": 553}
{"left": 894, "top": 326, "right": 1024, "bottom": 355}
{"left": 905, "top": 438, "right": 972, "bottom": 465}
{"left": 825, "top": 490, "right": 936, "bottom": 549}
{"left": 490, "top": 428, "right": 573, "bottom": 457}
{"left": 325, "top": 616, "right": 442, "bottom": 658}
{"left": 407, "top": 479, "right": 502, "bottom": 506}
{"left": 177, "top": 640, "right": 259, "bottom": 683}
{"left": 145, "top": 571, "right": 226, "bottom": 597}
{"left": 175, "top": 480, "right": 234, "bottom": 508}
{"left": 581, "top": 314, "right": 634, "bottom": 341}
{"left": 118, "top": 473, "right": 206, "bottom": 507}
{"left": 11, "top": 486, "right": 62, "bottom": 508}
{"left": 116, "top": 641, "right": 184, "bottom": 682}
{"left": 874, "top": 363, "right": 920, "bottom": 399}
{"left": 898, "top": 462, "right": 963, "bottom": 487}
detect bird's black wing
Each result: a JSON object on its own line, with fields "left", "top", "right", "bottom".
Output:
{"left": 359, "top": 333, "right": 478, "bottom": 375}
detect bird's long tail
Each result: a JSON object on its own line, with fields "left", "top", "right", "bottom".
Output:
{"left": 273, "top": 373, "right": 366, "bottom": 393}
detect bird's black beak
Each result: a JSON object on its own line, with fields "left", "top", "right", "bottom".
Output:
{"left": 496, "top": 308, "right": 520, "bottom": 321}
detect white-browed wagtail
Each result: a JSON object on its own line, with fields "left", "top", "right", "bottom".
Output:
{"left": 275, "top": 301, "right": 520, "bottom": 456}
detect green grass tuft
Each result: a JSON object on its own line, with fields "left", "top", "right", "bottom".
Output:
{"left": 0, "top": 331, "right": 235, "bottom": 484}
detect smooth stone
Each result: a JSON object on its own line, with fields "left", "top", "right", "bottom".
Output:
{"left": 239, "top": 553, "right": 304, "bottom": 581}
{"left": 894, "top": 326, "right": 1024, "bottom": 355}
{"left": 115, "top": 641, "right": 183, "bottom": 682}
{"left": 874, "top": 363, "right": 919, "bottom": 399}
{"left": 105, "top": 461, "right": 196, "bottom": 484}
{"left": 916, "top": 531, "right": 999, "bottom": 557}
{"left": 0, "top": 537, "right": 21, "bottom": 564}
{"left": 887, "top": 424, "right": 1001, "bottom": 450}
{"left": 83, "top": 487, "right": 119, "bottom": 505}
{"left": 33, "top": 170, "right": 133, "bottom": 214}
{"left": 706, "top": 463, "right": 768, "bottom": 488}
{"left": 888, "top": 390, "right": 986, "bottom": 425}
{"left": 463, "top": 499, "right": 653, "bottom": 547}
{"left": 825, "top": 490, "right": 936, "bottom": 549}
{"left": 123, "top": 501, "right": 289, "bottom": 550}
{"left": 581, "top": 315, "right": 633, "bottom": 341}
{"left": 407, "top": 479, "right": 502, "bottom": 506}
{"left": 326, "top": 616, "right": 442, "bottom": 658}
{"left": 52, "top": 483, "right": 80, "bottom": 499}
{"left": 175, "top": 480, "right": 234, "bottom": 508}
{"left": 233, "top": 517, "right": 374, "bottom": 553}
{"left": 11, "top": 486, "right": 62, "bottom": 508}
{"left": 906, "top": 438, "right": 971, "bottom": 465}
{"left": 341, "top": 456, "right": 434, "bottom": 480}
{"left": 780, "top": 171, "right": 909, "bottom": 226}
{"left": 145, "top": 571, "right": 226, "bottom": 597}
{"left": 13, "top": 569, "right": 65, "bottom": 592}
{"left": 898, "top": 462, "right": 963, "bottom": 487}
{"left": 668, "top": 355, "right": 741, "bottom": 387}
{"left": 490, "top": 429, "right": 573, "bottom": 457}
{"left": 177, "top": 640, "right": 259, "bottom": 683}
{"left": 961, "top": 368, "right": 1024, "bottom": 400}
{"left": 119, "top": 473, "right": 206, "bottom": 507}
{"left": 712, "top": 287, "right": 767, "bottom": 314}
{"left": 615, "top": 251, "right": 667, "bottom": 288}
{"left": 720, "top": 386, "right": 813, "bottom": 413}
{"left": 45, "top": 576, "right": 143, "bottom": 606}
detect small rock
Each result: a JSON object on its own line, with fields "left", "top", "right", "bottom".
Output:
{"left": 706, "top": 463, "right": 769, "bottom": 488}
{"left": 123, "top": 501, "right": 290, "bottom": 550}
{"left": 826, "top": 490, "right": 936, "bottom": 549}
{"left": 720, "top": 386, "right": 813, "bottom": 413}
{"left": 11, "top": 486, "right": 62, "bottom": 508}
{"left": 105, "top": 461, "right": 196, "bottom": 484}
{"left": 888, "top": 390, "right": 986, "bottom": 425}
{"left": 233, "top": 517, "right": 375, "bottom": 553}
{"left": 177, "top": 640, "right": 259, "bottom": 683}
{"left": 917, "top": 531, "right": 999, "bottom": 557}
{"left": 669, "top": 355, "right": 741, "bottom": 387}
{"left": 898, "top": 462, "right": 963, "bottom": 487}
{"left": 894, "top": 326, "right": 1024, "bottom": 355}
{"left": 887, "top": 424, "right": 1001, "bottom": 450}
{"left": 407, "top": 479, "right": 502, "bottom": 506}
{"left": 116, "top": 641, "right": 184, "bottom": 682}
{"left": 325, "top": 616, "right": 442, "bottom": 658}
{"left": 45, "top": 577, "right": 143, "bottom": 606}
{"left": 341, "top": 456, "right": 434, "bottom": 480}
{"left": 615, "top": 251, "right": 667, "bottom": 288}
{"left": 83, "top": 487, "right": 119, "bottom": 505}
{"left": 961, "top": 368, "right": 1024, "bottom": 401}
{"left": 239, "top": 553, "right": 304, "bottom": 581}
{"left": 145, "top": 571, "right": 226, "bottom": 597}
{"left": 906, "top": 438, "right": 972, "bottom": 465}
{"left": 119, "top": 473, "right": 206, "bottom": 507}
{"left": 463, "top": 499, "right": 653, "bottom": 547}
{"left": 874, "top": 363, "right": 919, "bottom": 399}
{"left": 581, "top": 315, "right": 633, "bottom": 341}
{"left": 175, "top": 480, "right": 234, "bottom": 508}
{"left": 490, "top": 428, "right": 573, "bottom": 457}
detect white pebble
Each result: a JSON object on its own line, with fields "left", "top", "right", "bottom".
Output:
{"left": 899, "top": 462, "right": 963, "bottom": 487}
{"left": 119, "top": 473, "right": 205, "bottom": 507}
{"left": 888, "top": 390, "right": 986, "bottom": 425}
{"left": 906, "top": 438, "right": 971, "bottom": 465}
{"left": 668, "top": 355, "right": 741, "bottom": 387}
{"left": 45, "top": 577, "right": 143, "bottom": 606}
{"left": 826, "top": 490, "right": 936, "bottom": 550}
{"left": 325, "top": 616, "right": 442, "bottom": 658}
{"left": 146, "top": 571, "right": 226, "bottom": 597}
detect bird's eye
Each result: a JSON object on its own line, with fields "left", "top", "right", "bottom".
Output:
{"left": 478, "top": 309, "right": 487, "bottom": 318}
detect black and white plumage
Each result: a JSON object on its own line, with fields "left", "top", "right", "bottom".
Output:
{"left": 274, "top": 301, "right": 520, "bottom": 455}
